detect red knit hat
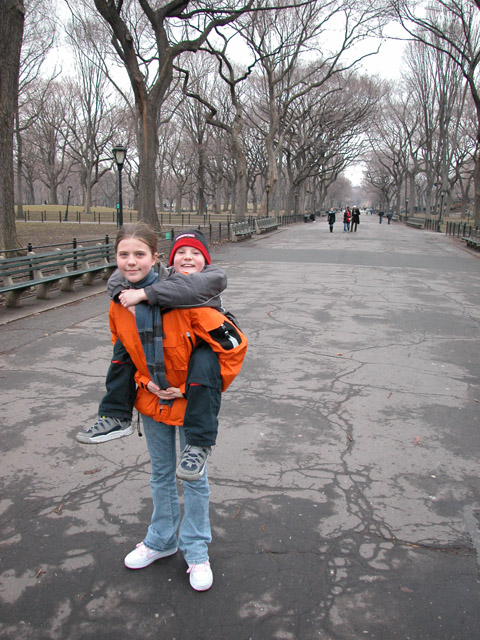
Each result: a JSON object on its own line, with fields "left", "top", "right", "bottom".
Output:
{"left": 168, "top": 229, "right": 211, "bottom": 266}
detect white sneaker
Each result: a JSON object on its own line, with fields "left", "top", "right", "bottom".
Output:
{"left": 187, "top": 561, "right": 213, "bottom": 591}
{"left": 124, "top": 542, "right": 177, "bottom": 569}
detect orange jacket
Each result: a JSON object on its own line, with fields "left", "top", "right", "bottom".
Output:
{"left": 109, "top": 302, "right": 248, "bottom": 425}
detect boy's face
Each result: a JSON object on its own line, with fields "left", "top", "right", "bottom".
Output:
{"left": 173, "top": 245, "right": 206, "bottom": 274}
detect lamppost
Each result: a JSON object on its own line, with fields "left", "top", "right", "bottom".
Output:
{"left": 434, "top": 181, "right": 441, "bottom": 217}
{"left": 112, "top": 145, "right": 127, "bottom": 227}
{"left": 265, "top": 184, "right": 271, "bottom": 217}
{"left": 439, "top": 189, "right": 446, "bottom": 227}
{"left": 64, "top": 185, "right": 72, "bottom": 221}
{"left": 294, "top": 188, "right": 298, "bottom": 218}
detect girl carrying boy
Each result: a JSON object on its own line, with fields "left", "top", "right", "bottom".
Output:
{"left": 106, "top": 223, "right": 247, "bottom": 591}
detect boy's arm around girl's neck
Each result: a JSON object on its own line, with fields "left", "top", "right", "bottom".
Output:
{"left": 107, "top": 262, "right": 227, "bottom": 309}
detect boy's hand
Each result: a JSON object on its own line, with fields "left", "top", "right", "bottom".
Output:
{"left": 119, "top": 288, "right": 147, "bottom": 307}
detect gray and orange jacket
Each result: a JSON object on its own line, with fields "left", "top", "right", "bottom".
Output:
{"left": 108, "top": 301, "right": 248, "bottom": 426}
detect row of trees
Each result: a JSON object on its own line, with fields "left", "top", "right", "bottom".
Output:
{"left": 1, "top": 0, "right": 391, "bottom": 250}
{"left": 364, "top": 0, "right": 480, "bottom": 225}
{"left": 1, "top": 1, "right": 480, "bottom": 251}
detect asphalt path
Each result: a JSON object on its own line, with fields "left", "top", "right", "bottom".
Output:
{"left": 0, "top": 216, "right": 479, "bottom": 640}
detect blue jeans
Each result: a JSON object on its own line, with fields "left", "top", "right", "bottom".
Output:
{"left": 142, "top": 416, "right": 212, "bottom": 565}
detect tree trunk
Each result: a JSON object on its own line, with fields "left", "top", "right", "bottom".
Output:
{"left": 26, "top": 178, "right": 34, "bottom": 205}
{"left": 136, "top": 98, "right": 159, "bottom": 227}
{"left": 231, "top": 114, "right": 247, "bottom": 221}
{"left": 0, "top": 0, "right": 24, "bottom": 251}
{"left": 85, "top": 180, "right": 92, "bottom": 216}
{"left": 49, "top": 182, "right": 58, "bottom": 206}
{"left": 15, "top": 108, "right": 23, "bottom": 221}
{"left": 473, "top": 151, "right": 480, "bottom": 229}
{"left": 474, "top": 123, "right": 480, "bottom": 228}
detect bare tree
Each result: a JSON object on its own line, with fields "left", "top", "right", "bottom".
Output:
{"left": 30, "top": 81, "right": 72, "bottom": 205}
{"left": 243, "top": 0, "right": 386, "bottom": 215}
{"left": 15, "top": 0, "right": 56, "bottom": 220}
{"left": 364, "top": 152, "right": 397, "bottom": 210}
{"left": 0, "top": 0, "right": 25, "bottom": 251}
{"left": 78, "top": 0, "right": 276, "bottom": 227}
{"left": 452, "top": 95, "right": 477, "bottom": 217}
{"left": 63, "top": 76, "right": 118, "bottom": 215}
{"left": 176, "top": 56, "right": 215, "bottom": 216}
{"left": 62, "top": 19, "right": 126, "bottom": 214}
{"left": 282, "top": 70, "right": 379, "bottom": 213}
{"left": 177, "top": 44, "right": 257, "bottom": 220}
{"left": 391, "top": 0, "right": 480, "bottom": 225}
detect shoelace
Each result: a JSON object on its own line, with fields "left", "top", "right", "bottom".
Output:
{"left": 181, "top": 449, "right": 206, "bottom": 470}
{"left": 187, "top": 561, "right": 210, "bottom": 575}
{"left": 89, "top": 416, "right": 110, "bottom": 433}
{"left": 136, "top": 543, "right": 152, "bottom": 558}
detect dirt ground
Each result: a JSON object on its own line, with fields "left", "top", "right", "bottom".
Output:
{"left": 15, "top": 222, "right": 119, "bottom": 249}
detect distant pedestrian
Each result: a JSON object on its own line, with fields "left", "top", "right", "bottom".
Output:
{"left": 387, "top": 211, "right": 393, "bottom": 225}
{"left": 343, "top": 207, "right": 351, "bottom": 232}
{"left": 351, "top": 207, "right": 360, "bottom": 232}
{"left": 328, "top": 210, "right": 336, "bottom": 232}
{"left": 379, "top": 210, "right": 384, "bottom": 224}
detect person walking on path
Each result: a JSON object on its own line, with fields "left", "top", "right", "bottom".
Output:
{"left": 387, "top": 211, "right": 393, "bottom": 224}
{"left": 104, "top": 223, "right": 247, "bottom": 591}
{"left": 379, "top": 210, "right": 385, "bottom": 224}
{"left": 351, "top": 207, "right": 360, "bottom": 232}
{"left": 328, "top": 209, "right": 336, "bottom": 232}
{"left": 343, "top": 207, "right": 351, "bottom": 232}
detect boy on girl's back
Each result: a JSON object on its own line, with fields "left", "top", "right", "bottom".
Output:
{"left": 76, "top": 228, "right": 245, "bottom": 482}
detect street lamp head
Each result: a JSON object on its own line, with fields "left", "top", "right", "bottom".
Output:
{"left": 112, "top": 145, "right": 127, "bottom": 170}
{"left": 266, "top": 184, "right": 271, "bottom": 193}
{"left": 68, "top": 185, "right": 72, "bottom": 193}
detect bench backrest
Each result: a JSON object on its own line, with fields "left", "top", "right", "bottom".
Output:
{"left": 231, "top": 221, "right": 251, "bottom": 232}
{"left": 0, "top": 244, "right": 115, "bottom": 280}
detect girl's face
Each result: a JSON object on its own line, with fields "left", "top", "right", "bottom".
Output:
{"left": 116, "top": 237, "right": 157, "bottom": 284}
{"left": 172, "top": 245, "right": 206, "bottom": 274}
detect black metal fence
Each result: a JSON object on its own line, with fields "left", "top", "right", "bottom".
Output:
{"left": 1, "top": 236, "right": 113, "bottom": 257}
{"left": 444, "top": 221, "right": 477, "bottom": 238}
{"left": 402, "top": 216, "right": 478, "bottom": 235}
{"left": 2, "top": 214, "right": 303, "bottom": 259}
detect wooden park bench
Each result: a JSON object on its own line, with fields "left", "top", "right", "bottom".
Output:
{"left": 255, "top": 217, "right": 279, "bottom": 234}
{"left": 405, "top": 218, "right": 425, "bottom": 229}
{"left": 461, "top": 228, "right": 480, "bottom": 250}
{"left": 230, "top": 221, "right": 253, "bottom": 242}
{"left": 0, "top": 243, "right": 116, "bottom": 308}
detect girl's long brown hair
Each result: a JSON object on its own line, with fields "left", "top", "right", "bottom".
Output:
{"left": 115, "top": 222, "right": 158, "bottom": 257}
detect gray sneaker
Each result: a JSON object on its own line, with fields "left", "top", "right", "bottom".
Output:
{"left": 76, "top": 416, "right": 134, "bottom": 444}
{"left": 176, "top": 445, "right": 211, "bottom": 481}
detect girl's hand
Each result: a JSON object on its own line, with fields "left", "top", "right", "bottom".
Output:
{"left": 156, "top": 386, "right": 183, "bottom": 400}
{"left": 119, "top": 288, "right": 147, "bottom": 307}
{"left": 146, "top": 381, "right": 183, "bottom": 400}
{"left": 146, "top": 380, "right": 161, "bottom": 396}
